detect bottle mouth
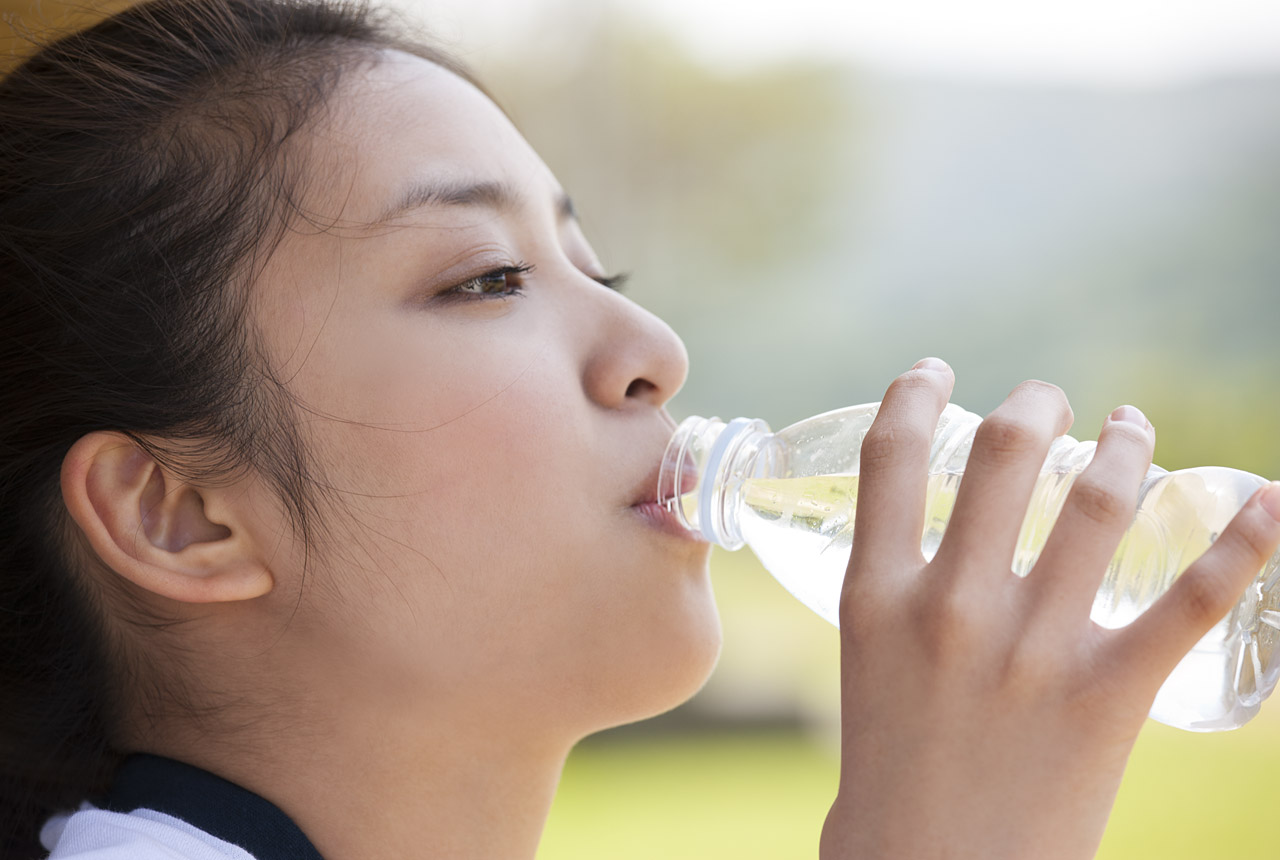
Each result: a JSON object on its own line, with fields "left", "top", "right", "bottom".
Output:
{"left": 658, "top": 415, "right": 771, "bottom": 547}
{"left": 657, "top": 417, "right": 717, "bottom": 529}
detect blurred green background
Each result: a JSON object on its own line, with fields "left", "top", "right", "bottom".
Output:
{"left": 457, "top": 7, "right": 1280, "bottom": 857}
{"left": 6, "top": 0, "right": 1280, "bottom": 855}
{"left": 462, "top": 6, "right": 1280, "bottom": 857}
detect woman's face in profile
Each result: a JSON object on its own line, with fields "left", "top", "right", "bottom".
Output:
{"left": 244, "top": 50, "right": 721, "bottom": 741}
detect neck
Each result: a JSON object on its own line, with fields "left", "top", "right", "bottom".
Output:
{"left": 131, "top": 685, "right": 573, "bottom": 860}
{"left": 282, "top": 728, "right": 569, "bottom": 860}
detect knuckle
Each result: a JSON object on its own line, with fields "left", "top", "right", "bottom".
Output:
{"left": 916, "top": 586, "right": 984, "bottom": 656}
{"left": 1101, "top": 417, "right": 1153, "bottom": 450}
{"left": 1001, "top": 638, "right": 1058, "bottom": 697}
{"left": 1068, "top": 478, "right": 1131, "bottom": 527}
{"left": 1061, "top": 673, "right": 1120, "bottom": 730}
{"left": 838, "top": 589, "right": 875, "bottom": 641}
{"left": 860, "top": 421, "right": 928, "bottom": 471}
{"left": 1014, "top": 379, "right": 1074, "bottom": 428}
{"left": 1225, "top": 512, "right": 1278, "bottom": 567}
{"left": 1177, "top": 569, "right": 1237, "bottom": 627}
{"left": 839, "top": 574, "right": 900, "bottom": 645}
{"left": 1014, "top": 379, "right": 1066, "bottom": 403}
{"left": 888, "top": 367, "right": 943, "bottom": 397}
{"left": 838, "top": 569, "right": 870, "bottom": 619}
{"left": 972, "top": 414, "right": 1043, "bottom": 466}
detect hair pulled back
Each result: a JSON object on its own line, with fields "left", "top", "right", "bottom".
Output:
{"left": 0, "top": 1, "right": 471, "bottom": 854}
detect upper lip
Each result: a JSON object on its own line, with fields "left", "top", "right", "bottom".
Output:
{"left": 633, "top": 461, "right": 671, "bottom": 508}
{"left": 632, "top": 449, "right": 696, "bottom": 509}
{"left": 631, "top": 451, "right": 676, "bottom": 508}
{"left": 628, "top": 412, "right": 685, "bottom": 508}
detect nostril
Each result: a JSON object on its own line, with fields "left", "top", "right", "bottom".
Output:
{"left": 625, "top": 378, "right": 657, "bottom": 400}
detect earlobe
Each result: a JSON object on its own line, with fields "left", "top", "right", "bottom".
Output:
{"left": 60, "top": 432, "right": 273, "bottom": 604}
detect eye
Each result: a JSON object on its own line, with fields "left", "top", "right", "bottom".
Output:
{"left": 451, "top": 263, "right": 534, "bottom": 298}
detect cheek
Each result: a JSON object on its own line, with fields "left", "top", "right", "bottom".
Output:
{"left": 308, "top": 361, "right": 719, "bottom": 703}
{"left": 303, "top": 325, "right": 588, "bottom": 604}
{"left": 280, "top": 307, "right": 720, "bottom": 728}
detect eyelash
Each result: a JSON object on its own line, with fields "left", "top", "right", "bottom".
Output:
{"left": 449, "top": 263, "right": 535, "bottom": 299}
{"left": 595, "top": 272, "right": 630, "bottom": 292}
{"left": 447, "top": 264, "right": 630, "bottom": 300}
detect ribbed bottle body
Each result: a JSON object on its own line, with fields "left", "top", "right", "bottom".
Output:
{"left": 661, "top": 402, "right": 1280, "bottom": 730}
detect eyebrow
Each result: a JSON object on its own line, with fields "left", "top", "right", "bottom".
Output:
{"left": 370, "top": 178, "right": 577, "bottom": 226}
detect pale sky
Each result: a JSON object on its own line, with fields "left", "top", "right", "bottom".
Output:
{"left": 399, "top": 0, "right": 1280, "bottom": 87}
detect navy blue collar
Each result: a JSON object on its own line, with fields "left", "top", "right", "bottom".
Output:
{"left": 102, "top": 754, "right": 324, "bottom": 860}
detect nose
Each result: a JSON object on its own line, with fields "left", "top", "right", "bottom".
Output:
{"left": 581, "top": 287, "right": 688, "bottom": 411}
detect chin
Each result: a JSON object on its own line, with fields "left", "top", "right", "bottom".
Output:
{"left": 588, "top": 582, "right": 724, "bottom": 734}
{"left": 645, "top": 612, "right": 724, "bottom": 722}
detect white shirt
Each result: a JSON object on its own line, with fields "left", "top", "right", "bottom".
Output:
{"left": 42, "top": 804, "right": 257, "bottom": 860}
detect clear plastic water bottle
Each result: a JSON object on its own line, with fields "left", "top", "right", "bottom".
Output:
{"left": 658, "top": 402, "right": 1280, "bottom": 731}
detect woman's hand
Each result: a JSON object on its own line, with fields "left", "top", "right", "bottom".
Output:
{"left": 819, "top": 358, "right": 1280, "bottom": 860}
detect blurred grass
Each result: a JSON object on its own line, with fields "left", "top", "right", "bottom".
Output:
{"left": 541, "top": 711, "right": 1280, "bottom": 859}
{"left": 1101, "top": 714, "right": 1280, "bottom": 860}
{"left": 539, "top": 733, "right": 838, "bottom": 859}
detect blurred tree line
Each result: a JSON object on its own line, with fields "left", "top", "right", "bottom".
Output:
{"left": 466, "top": 7, "right": 1280, "bottom": 482}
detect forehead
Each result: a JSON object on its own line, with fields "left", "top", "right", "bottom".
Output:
{"left": 306, "top": 49, "right": 552, "bottom": 226}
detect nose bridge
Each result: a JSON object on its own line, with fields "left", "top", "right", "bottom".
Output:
{"left": 581, "top": 282, "right": 688, "bottom": 409}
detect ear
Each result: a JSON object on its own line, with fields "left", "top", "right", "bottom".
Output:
{"left": 60, "top": 432, "right": 273, "bottom": 603}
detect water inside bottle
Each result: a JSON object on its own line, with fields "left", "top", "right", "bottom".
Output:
{"left": 679, "top": 467, "right": 1280, "bottom": 728}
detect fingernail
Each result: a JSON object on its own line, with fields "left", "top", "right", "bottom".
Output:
{"left": 1261, "top": 482, "right": 1280, "bottom": 523}
{"left": 1108, "top": 404, "right": 1148, "bottom": 429}
{"left": 913, "top": 357, "right": 949, "bottom": 372}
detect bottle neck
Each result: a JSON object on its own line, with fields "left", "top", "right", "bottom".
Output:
{"left": 659, "top": 415, "right": 772, "bottom": 549}
{"left": 658, "top": 403, "right": 1167, "bottom": 550}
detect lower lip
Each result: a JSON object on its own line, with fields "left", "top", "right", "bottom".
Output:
{"left": 632, "top": 501, "right": 708, "bottom": 543}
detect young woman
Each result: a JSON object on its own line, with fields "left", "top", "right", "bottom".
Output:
{"left": 2, "top": 1, "right": 1278, "bottom": 858}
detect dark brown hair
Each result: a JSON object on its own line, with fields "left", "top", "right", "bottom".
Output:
{"left": 0, "top": 1, "right": 474, "bottom": 854}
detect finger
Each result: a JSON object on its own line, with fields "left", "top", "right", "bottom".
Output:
{"left": 1025, "top": 405, "right": 1155, "bottom": 622}
{"left": 1106, "top": 481, "right": 1280, "bottom": 699}
{"left": 930, "top": 380, "right": 1073, "bottom": 585}
{"left": 849, "top": 357, "right": 954, "bottom": 578}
